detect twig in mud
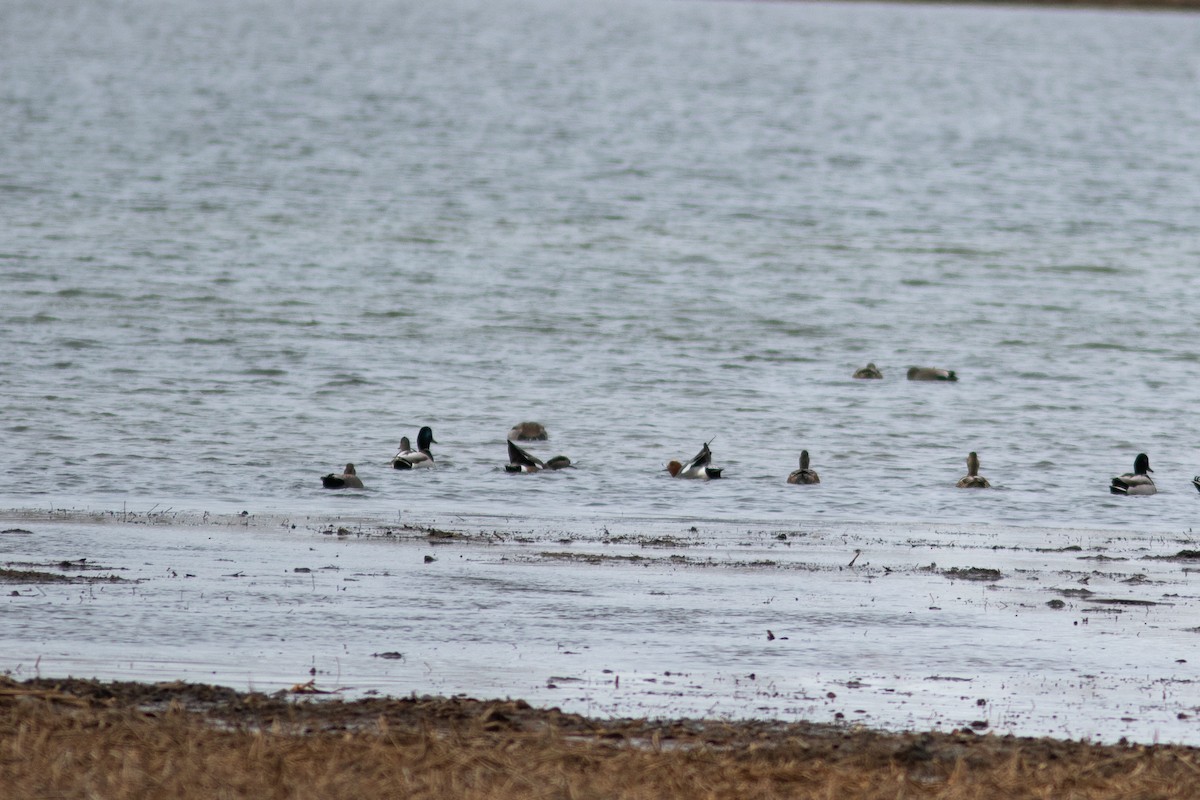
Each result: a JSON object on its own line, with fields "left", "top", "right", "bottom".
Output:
{"left": 848, "top": 549, "right": 861, "bottom": 567}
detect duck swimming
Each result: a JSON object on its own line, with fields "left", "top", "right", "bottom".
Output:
{"left": 392, "top": 426, "right": 437, "bottom": 469}
{"left": 853, "top": 363, "right": 883, "bottom": 379}
{"left": 786, "top": 450, "right": 820, "bottom": 484}
{"left": 321, "top": 463, "right": 364, "bottom": 490}
{"left": 667, "top": 442, "right": 723, "bottom": 480}
{"left": 1111, "top": 453, "right": 1155, "bottom": 495}
{"left": 508, "top": 421, "right": 548, "bottom": 441}
{"left": 907, "top": 366, "right": 958, "bottom": 381}
{"left": 955, "top": 451, "right": 991, "bottom": 488}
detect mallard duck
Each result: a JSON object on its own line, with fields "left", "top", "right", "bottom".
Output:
{"left": 322, "top": 463, "right": 364, "bottom": 490}
{"left": 907, "top": 366, "right": 958, "bottom": 381}
{"left": 507, "top": 421, "right": 548, "bottom": 441}
{"left": 956, "top": 451, "right": 991, "bottom": 488}
{"left": 666, "top": 442, "right": 722, "bottom": 480}
{"left": 786, "top": 450, "right": 820, "bottom": 484}
{"left": 1111, "top": 453, "right": 1155, "bottom": 495}
{"left": 853, "top": 363, "right": 883, "bottom": 379}
{"left": 392, "top": 426, "right": 437, "bottom": 469}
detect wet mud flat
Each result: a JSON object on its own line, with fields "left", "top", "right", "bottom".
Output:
{"left": 4, "top": 675, "right": 1200, "bottom": 799}
{"left": 3, "top": 509, "right": 1200, "bottom": 749}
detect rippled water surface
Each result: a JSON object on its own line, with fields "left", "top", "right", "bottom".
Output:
{"left": 4, "top": 0, "right": 1200, "bottom": 738}
{"left": 4, "top": 0, "right": 1200, "bottom": 527}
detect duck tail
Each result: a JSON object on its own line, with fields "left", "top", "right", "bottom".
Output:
{"left": 1193, "top": 476, "right": 1200, "bottom": 493}
{"left": 1110, "top": 479, "right": 1129, "bottom": 495}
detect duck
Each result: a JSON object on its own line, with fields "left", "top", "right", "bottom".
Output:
{"left": 321, "top": 463, "right": 364, "bottom": 490}
{"left": 666, "top": 442, "right": 723, "bottom": 480}
{"left": 907, "top": 366, "right": 958, "bottom": 382}
{"left": 508, "top": 421, "right": 548, "bottom": 441}
{"left": 392, "top": 426, "right": 437, "bottom": 469}
{"left": 1111, "top": 453, "right": 1156, "bottom": 495}
{"left": 505, "top": 440, "right": 573, "bottom": 472}
{"left": 955, "top": 451, "right": 991, "bottom": 488}
{"left": 853, "top": 363, "right": 883, "bottom": 379}
{"left": 786, "top": 450, "right": 820, "bottom": 484}
{"left": 1193, "top": 476, "right": 1200, "bottom": 494}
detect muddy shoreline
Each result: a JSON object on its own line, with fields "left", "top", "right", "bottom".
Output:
{"left": 3, "top": 675, "right": 1200, "bottom": 799}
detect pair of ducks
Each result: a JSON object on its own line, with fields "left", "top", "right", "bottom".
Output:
{"left": 506, "top": 421, "right": 573, "bottom": 472}
{"left": 320, "top": 426, "right": 439, "bottom": 489}
{"left": 664, "top": 443, "right": 821, "bottom": 484}
{"left": 853, "top": 363, "right": 958, "bottom": 382}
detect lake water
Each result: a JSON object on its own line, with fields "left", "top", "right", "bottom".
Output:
{"left": 4, "top": 0, "right": 1200, "bottom": 741}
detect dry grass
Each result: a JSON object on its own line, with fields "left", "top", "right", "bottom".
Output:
{"left": 3, "top": 677, "right": 1200, "bottom": 799}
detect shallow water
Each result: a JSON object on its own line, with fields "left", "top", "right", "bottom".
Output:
{"left": 4, "top": 0, "right": 1200, "bottom": 742}
{"left": 4, "top": 510, "right": 1200, "bottom": 745}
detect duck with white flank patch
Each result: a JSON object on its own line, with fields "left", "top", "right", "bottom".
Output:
{"left": 666, "top": 442, "right": 722, "bottom": 480}
{"left": 505, "top": 439, "right": 573, "bottom": 472}
{"left": 1111, "top": 453, "right": 1155, "bottom": 495}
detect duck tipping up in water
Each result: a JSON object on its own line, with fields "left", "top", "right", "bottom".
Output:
{"left": 508, "top": 421, "right": 548, "bottom": 441}
{"left": 907, "top": 366, "right": 957, "bottom": 381}
{"left": 956, "top": 451, "right": 991, "bottom": 488}
{"left": 667, "top": 442, "right": 723, "bottom": 480}
{"left": 506, "top": 440, "right": 543, "bottom": 473}
{"left": 505, "top": 439, "right": 573, "bottom": 472}
{"left": 322, "top": 463, "right": 364, "bottom": 490}
{"left": 1111, "top": 453, "right": 1156, "bottom": 495}
{"left": 787, "top": 450, "right": 820, "bottom": 484}
{"left": 853, "top": 363, "right": 883, "bottom": 379}
{"left": 393, "top": 426, "right": 437, "bottom": 469}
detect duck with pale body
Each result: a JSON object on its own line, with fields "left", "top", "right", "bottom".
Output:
{"left": 392, "top": 426, "right": 437, "bottom": 469}
{"left": 907, "top": 366, "right": 958, "bottom": 382}
{"left": 322, "top": 463, "right": 364, "bottom": 490}
{"left": 508, "top": 422, "right": 548, "bottom": 441}
{"left": 1111, "top": 453, "right": 1155, "bottom": 495}
{"left": 786, "top": 450, "right": 820, "bottom": 484}
{"left": 666, "top": 442, "right": 723, "bottom": 480}
{"left": 955, "top": 452, "right": 991, "bottom": 488}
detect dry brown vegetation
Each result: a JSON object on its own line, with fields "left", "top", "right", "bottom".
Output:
{"left": 2, "top": 676, "right": 1199, "bottom": 799}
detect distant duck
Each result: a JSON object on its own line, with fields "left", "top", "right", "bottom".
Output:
{"left": 508, "top": 421, "right": 548, "bottom": 441}
{"left": 666, "top": 442, "right": 723, "bottom": 480}
{"left": 853, "top": 363, "right": 883, "bottom": 379}
{"left": 504, "top": 439, "right": 572, "bottom": 472}
{"left": 786, "top": 450, "right": 820, "bottom": 484}
{"left": 392, "top": 426, "right": 437, "bottom": 469}
{"left": 1192, "top": 476, "right": 1200, "bottom": 493}
{"left": 955, "top": 452, "right": 991, "bottom": 489}
{"left": 1111, "top": 453, "right": 1156, "bottom": 495}
{"left": 322, "top": 463, "right": 364, "bottom": 490}
{"left": 907, "top": 366, "right": 958, "bottom": 382}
